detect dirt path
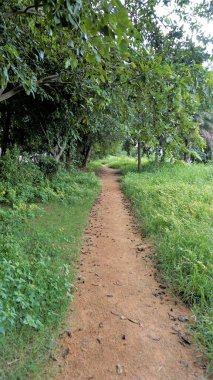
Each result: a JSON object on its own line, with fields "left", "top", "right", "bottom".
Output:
{"left": 54, "top": 167, "right": 206, "bottom": 380}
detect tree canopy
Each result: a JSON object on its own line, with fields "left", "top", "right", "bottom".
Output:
{"left": 0, "top": 0, "right": 212, "bottom": 166}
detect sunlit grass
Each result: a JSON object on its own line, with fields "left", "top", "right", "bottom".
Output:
{"left": 88, "top": 154, "right": 148, "bottom": 173}
{"left": 121, "top": 162, "right": 213, "bottom": 372}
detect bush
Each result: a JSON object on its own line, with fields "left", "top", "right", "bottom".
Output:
{"left": 0, "top": 150, "right": 46, "bottom": 205}
{"left": 37, "top": 155, "right": 61, "bottom": 178}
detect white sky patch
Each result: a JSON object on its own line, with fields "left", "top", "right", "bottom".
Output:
{"left": 121, "top": 0, "right": 213, "bottom": 67}
{"left": 156, "top": 1, "right": 212, "bottom": 49}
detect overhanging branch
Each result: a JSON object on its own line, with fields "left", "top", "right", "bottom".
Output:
{"left": 4, "top": 4, "right": 43, "bottom": 17}
{"left": 0, "top": 75, "right": 60, "bottom": 102}
{"left": 0, "top": 86, "right": 23, "bottom": 102}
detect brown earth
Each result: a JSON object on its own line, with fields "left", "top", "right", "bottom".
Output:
{"left": 53, "top": 167, "right": 207, "bottom": 380}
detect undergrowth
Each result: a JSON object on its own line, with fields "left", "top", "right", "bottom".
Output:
{"left": 0, "top": 152, "right": 100, "bottom": 379}
{"left": 120, "top": 162, "right": 213, "bottom": 372}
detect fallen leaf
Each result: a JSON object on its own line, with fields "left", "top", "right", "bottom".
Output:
{"left": 62, "top": 348, "right": 70, "bottom": 359}
{"left": 147, "top": 334, "right": 161, "bottom": 341}
{"left": 168, "top": 312, "right": 176, "bottom": 321}
{"left": 113, "top": 281, "right": 122, "bottom": 286}
{"left": 116, "top": 364, "right": 123, "bottom": 375}
{"left": 171, "top": 327, "right": 191, "bottom": 346}
{"left": 137, "top": 245, "right": 145, "bottom": 252}
{"left": 159, "top": 284, "right": 167, "bottom": 289}
{"left": 178, "top": 332, "right": 191, "bottom": 346}
{"left": 59, "top": 330, "right": 72, "bottom": 338}
{"left": 178, "top": 315, "right": 189, "bottom": 322}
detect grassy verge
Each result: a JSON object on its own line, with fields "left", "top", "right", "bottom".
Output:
{"left": 0, "top": 170, "right": 100, "bottom": 379}
{"left": 100, "top": 158, "right": 213, "bottom": 372}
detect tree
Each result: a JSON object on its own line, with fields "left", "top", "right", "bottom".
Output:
{"left": 0, "top": 0, "right": 131, "bottom": 102}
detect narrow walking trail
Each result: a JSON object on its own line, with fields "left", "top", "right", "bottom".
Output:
{"left": 55, "top": 167, "right": 206, "bottom": 380}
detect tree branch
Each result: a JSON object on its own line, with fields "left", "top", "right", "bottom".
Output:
{"left": 0, "top": 86, "right": 23, "bottom": 102}
{"left": 0, "top": 75, "right": 60, "bottom": 102}
{"left": 4, "top": 4, "right": 43, "bottom": 17}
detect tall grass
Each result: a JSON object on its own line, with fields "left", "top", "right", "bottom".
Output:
{"left": 120, "top": 162, "right": 213, "bottom": 372}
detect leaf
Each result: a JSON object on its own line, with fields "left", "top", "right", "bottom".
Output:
{"left": 65, "top": 59, "right": 71, "bottom": 69}
{"left": 95, "top": 54, "right": 102, "bottom": 63}
{"left": 71, "top": 58, "right": 78, "bottom": 69}
{"left": 0, "top": 326, "right": 5, "bottom": 335}
{"left": 66, "top": 0, "right": 72, "bottom": 13}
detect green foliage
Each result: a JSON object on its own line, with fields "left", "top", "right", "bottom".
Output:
{"left": 0, "top": 168, "right": 100, "bottom": 379}
{"left": 89, "top": 155, "right": 148, "bottom": 174}
{"left": 0, "top": 207, "right": 70, "bottom": 333}
{"left": 0, "top": 170, "right": 100, "bottom": 333}
{"left": 0, "top": 150, "right": 46, "bottom": 205}
{"left": 103, "top": 155, "right": 139, "bottom": 170}
{"left": 38, "top": 155, "right": 61, "bottom": 177}
{"left": 121, "top": 163, "right": 213, "bottom": 371}
{"left": 0, "top": 0, "right": 131, "bottom": 99}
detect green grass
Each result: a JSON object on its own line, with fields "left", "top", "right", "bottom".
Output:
{"left": 103, "top": 159, "right": 213, "bottom": 372}
{"left": 0, "top": 171, "right": 100, "bottom": 379}
{"left": 88, "top": 155, "right": 139, "bottom": 173}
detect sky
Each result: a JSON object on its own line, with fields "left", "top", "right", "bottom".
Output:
{"left": 155, "top": 0, "right": 213, "bottom": 55}
{"left": 121, "top": 0, "right": 213, "bottom": 67}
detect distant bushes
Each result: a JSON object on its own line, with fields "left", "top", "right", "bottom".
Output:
{"left": 38, "top": 155, "right": 61, "bottom": 178}
{"left": 0, "top": 150, "right": 98, "bottom": 206}
{"left": 0, "top": 150, "right": 45, "bottom": 205}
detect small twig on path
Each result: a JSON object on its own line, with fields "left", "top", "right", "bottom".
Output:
{"left": 171, "top": 327, "right": 191, "bottom": 345}
{"left": 7, "top": 358, "right": 20, "bottom": 366}
{"left": 111, "top": 311, "right": 142, "bottom": 326}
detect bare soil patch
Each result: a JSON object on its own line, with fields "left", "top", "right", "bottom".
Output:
{"left": 54, "top": 167, "right": 207, "bottom": 380}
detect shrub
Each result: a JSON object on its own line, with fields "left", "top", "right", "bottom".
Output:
{"left": 37, "top": 156, "right": 61, "bottom": 178}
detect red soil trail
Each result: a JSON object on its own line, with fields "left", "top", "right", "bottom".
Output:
{"left": 54, "top": 167, "right": 207, "bottom": 380}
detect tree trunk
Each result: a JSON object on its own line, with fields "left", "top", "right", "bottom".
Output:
{"left": 184, "top": 139, "right": 192, "bottom": 164}
{"left": 82, "top": 144, "right": 92, "bottom": 167}
{"left": 137, "top": 140, "right": 142, "bottom": 172}
{"left": 1, "top": 110, "right": 12, "bottom": 155}
{"left": 53, "top": 140, "right": 67, "bottom": 162}
{"left": 65, "top": 145, "right": 72, "bottom": 167}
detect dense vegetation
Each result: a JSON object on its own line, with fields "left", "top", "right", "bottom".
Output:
{"left": 0, "top": 153, "right": 100, "bottom": 379}
{"left": 1, "top": 0, "right": 213, "bottom": 166}
{"left": 0, "top": 0, "right": 213, "bottom": 377}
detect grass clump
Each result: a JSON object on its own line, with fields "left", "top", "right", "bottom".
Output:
{"left": 121, "top": 162, "right": 213, "bottom": 372}
{"left": 0, "top": 152, "right": 100, "bottom": 379}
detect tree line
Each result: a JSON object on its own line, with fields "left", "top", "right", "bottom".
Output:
{"left": 0, "top": 0, "right": 212, "bottom": 169}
